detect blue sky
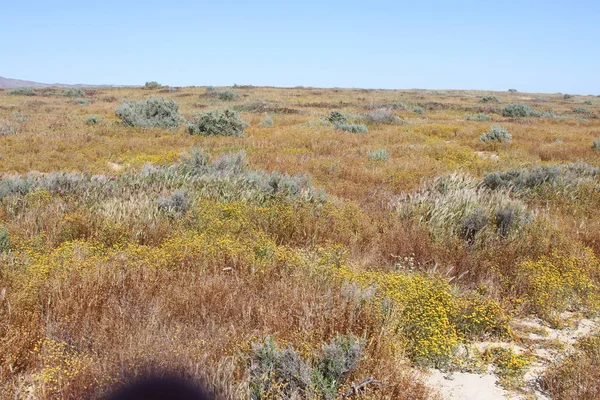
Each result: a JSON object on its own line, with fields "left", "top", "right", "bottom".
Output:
{"left": 1, "top": 1, "right": 599, "bottom": 93}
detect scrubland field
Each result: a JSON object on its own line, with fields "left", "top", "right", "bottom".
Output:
{"left": 1, "top": 84, "right": 599, "bottom": 399}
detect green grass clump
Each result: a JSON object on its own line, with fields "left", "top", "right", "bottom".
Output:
{"left": 115, "top": 97, "right": 180, "bottom": 129}
{"left": 187, "top": 109, "right": 246, "bottom": 137}
{"left": 413, "top": 106, "right": 425, "bottom": 114}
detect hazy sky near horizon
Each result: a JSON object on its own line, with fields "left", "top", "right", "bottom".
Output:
{"left": 1, "top": 0, "right": 599, "bottom": 93}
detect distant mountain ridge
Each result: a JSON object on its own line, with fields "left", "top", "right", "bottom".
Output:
{"left": 0, "top": 76, "right": 127, "bottom": 89}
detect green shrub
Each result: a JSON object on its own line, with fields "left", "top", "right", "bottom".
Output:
{"left": 217, "top": 90, "right": 240, "bottom": 101}
{"left": 502, "top": 104, "right": 537, "bottom": 117}
{"left": 115, "top": 97, "right": 180, "bottom": 129}
{"left": 466, "top": 113, "right": 491, "bottom": 121}
{"left": 258, "top": 114, "right": 273, "bottom": 127}
{"left": 480, "top": 125, "right": 512, "bottom": 143}
{"left": 186, "top": 109, "right": 246, "bottom": 137}
{"left": 480, "top": 96, "right": 499, "bottom": 103}
{"left": 584, "top": 100, "right": 593, "bottom": 105}
{"left": 156, "top": 190, "right": 189, "bottom": 216}
{"left": 334, "top": 122, "right": 368, "bottom": 134}
{"left": 574, "top": 107, "right": 589, "bottom": 114}
{"left": 0, "top": 226, "right": 10, "bottom": 253}
{"left": 8, "top": 87, "right": 35, "bottom": 96}
{"left": 508, "top": 89, "right": 517, "bottom": 93}
{"left": 85, "top": 115, "right": 102, "bottom": 125}
{"left": 326, "top": 110, "right": 348, "bottom": 125}
{"left": 563, "top": 94, "right": 573, "bottom": 100}
{"left": 413, "top": 106, "right": 425, "bottom": 114}
{"left": 11, "top": 112, "right": 29, "bottom": 122}
{"left": 63, "top": 88, "right": 86, "bottom": 97}
{"left": 594, "top": 140, "right": 600, "bottom": 151}
{"left": 368, "top": 149, "right": 390, "bottom": 161}
{"left": 74, "top": 98, "right": 90, "bottom": 106}
{"left": 249, "top": 335, "right": 365, "bottom": 400}
{"left": 144, "top": 81, "right": 161, "bottom": 88}
{"left": 0, "top": 122, "right": 15, "bottom": 136}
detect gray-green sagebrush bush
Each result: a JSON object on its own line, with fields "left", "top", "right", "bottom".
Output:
{"left": 115, "top": 97, "right": 180, "bottom": 128}
{"left": 480, "top": 125, "right": 512, "bottom": 143}
{"left": 249, "top": 335, "right": 365, "bottom": 400}
{"left": 187, "top": 109, "right": 246, "bottom": 137}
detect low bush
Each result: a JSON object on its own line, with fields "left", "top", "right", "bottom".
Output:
{"left": 413, "top": 106, "right": 425, "bottom": 114}
{"left": 364, "top": 108, "right": 404, "bottom": 125}
{"left": 466, "top": 113, "right": 491, "bottom": 121}
{"left": 8, "top": 87, "right": 35, "bottom": 96}
{"left": 334, "top": 122, "right": 368, "bottom": 134}
{"left": 217, "top": 90, "right": 240, "bottom": 101}
{"left": 63, "top": 88, "right": 86, "bottom": 97}
{"left": 573, "top": 107, "right": 589, "bottom": 114}
{"left": 115, "top": 97, "right": 180, "bottom": 129}
{"left": 326, "top": 110, "right": 348, "bottom": 125}
{"left": 515, "top": 251, "right": 600, "bottom": 322}
{"left": 144, "top": 81, "right": 161, "bottom": 89}
{"left": 368, "top": 149, "right": 390, "bottom": 161}
{"left": 482, "top": 163, "right": 599, "bottom": 194}
{"left": 249, "top": 335, "right": 365, "bottom": 400}
{"left": 503, "top": 103, "right": 537, "bottom": 117}
{"left": 186, "top": 109, "right": 246, "bottom": 137}
{"left": 258, "top": 114, "right": 273, "bottom": 127}
{"left": 480, "top": 96, "right": 499, "bottom": 103}
{"left": 480, "top": 125, "right": 512, "bottom": 143}
{"left": 85, "top": 115, "right": 102, "bottom": 125}
{"left": 594, "top": 140, "right": 600, "bottom": 151}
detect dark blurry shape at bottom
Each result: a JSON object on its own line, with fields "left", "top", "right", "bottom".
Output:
{"left": 106, "top": 376, "right": 213, "bottom": 400}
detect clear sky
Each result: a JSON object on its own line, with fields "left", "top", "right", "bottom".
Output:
{"left": 1, "top": 0, "right": 598, "bottom": 93}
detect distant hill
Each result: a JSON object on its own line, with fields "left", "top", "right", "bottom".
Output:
{"left": 0, "top": 76, "right": 128, "bottom": 89}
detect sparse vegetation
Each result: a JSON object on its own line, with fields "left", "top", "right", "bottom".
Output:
{"left": 413, "top": 106, "right": 425, "bottom": 114}
{"left": 1, "top": 84, "right": 600, "bottom": 399}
